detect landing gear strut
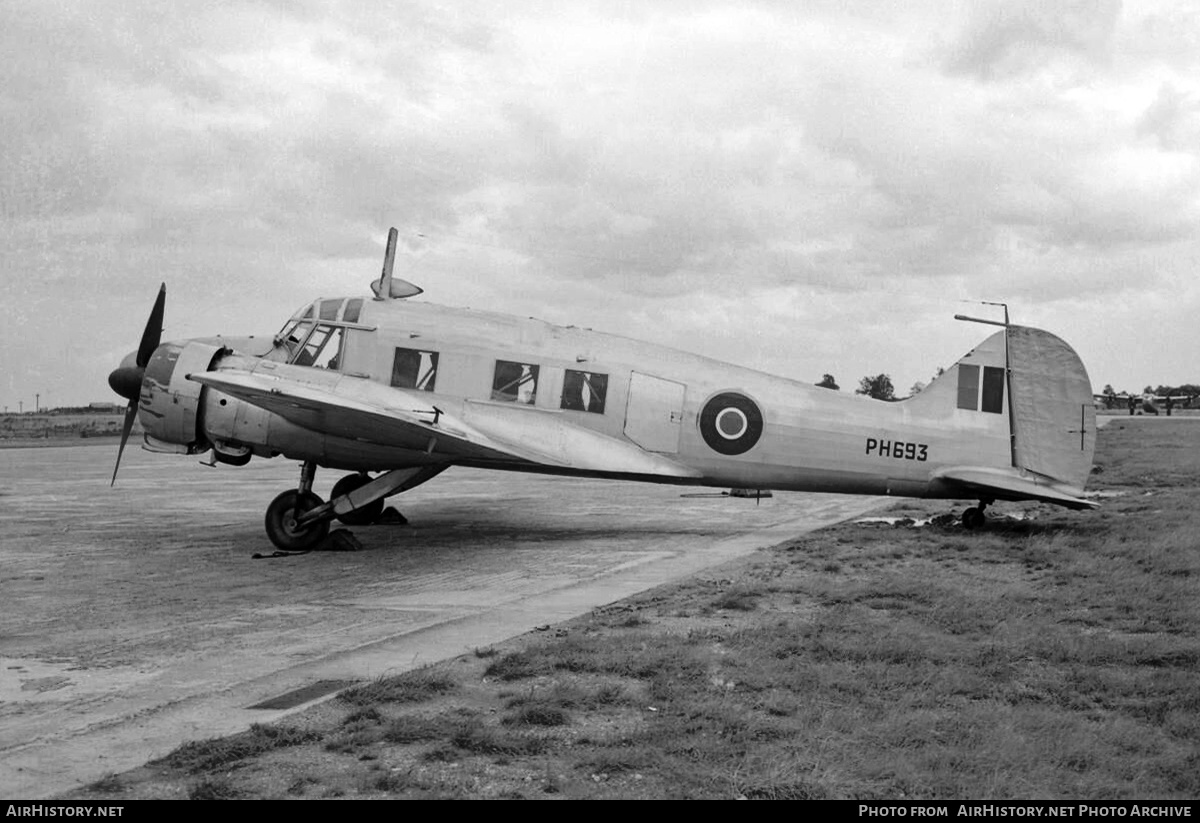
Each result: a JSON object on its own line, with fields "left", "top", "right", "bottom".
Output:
{"left": 961, "top": 499, "right": 991, "bottom": 530}
{"left": 264, "top": 461, "right": 330, "bottom": 551}
{"left": 261, "top": 463, "right": 450, "bottom": 551}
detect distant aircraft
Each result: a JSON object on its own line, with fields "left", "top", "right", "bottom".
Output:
{"left": 108, "top": 229, "right": 1098, "bottom": 550}
{"left": 1096, "top": 392, "right": 1191, "bottom": 416}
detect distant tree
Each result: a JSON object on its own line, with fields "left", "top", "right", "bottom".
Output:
{"left": 1144, "top": 385, "right": 1154, "bottom": 395}
{"left": 856, "top": 374, "right": 895, "bottom": 401}
{"left": 816, "top": 374, "right": 839, "bottom": 390}
{"left": 909, "top": 381, "right": 927, "bottom": 397}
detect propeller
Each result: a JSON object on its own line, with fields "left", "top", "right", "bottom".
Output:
{"left": 107, "top": 284, "right": 166, "bottom": 485}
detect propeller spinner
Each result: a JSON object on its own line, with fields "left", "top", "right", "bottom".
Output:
{"left": 107, "top": 284, "right": 165, "bottom": 485}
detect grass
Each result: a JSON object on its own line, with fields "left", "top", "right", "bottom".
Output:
{"left": 338, "top": 668, "right": 458, "bottom": 706}
{"left": 155, "top": 723, "right": 322, "bottom": 773}
{"left": 62, "top": 419, "right": 1200, "bottom": 800}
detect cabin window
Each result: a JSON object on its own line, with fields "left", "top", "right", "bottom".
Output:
{"left": 492, "top": 360, "right": 539, "bottom": 404}
{"left": 292, "top": 324, "right": 343, "bottom": 370}
{"left": 391, "top": 347, "right": 439, "bottom": 391}
{"left": 981, "top": 366, "right": 1005, "bottom": 414}
{"left": 957, "top": 365, "right": 980, "bottom": 410}
{"left": 561, "top": 369, "right": 608, "bottom": 414}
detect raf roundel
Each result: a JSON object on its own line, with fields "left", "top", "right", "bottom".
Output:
{"left": 699, "top": 392, "right": 764, "bottom": 455}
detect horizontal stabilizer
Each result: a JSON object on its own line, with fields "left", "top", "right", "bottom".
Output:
{"left": 934, "top": 466, "right": 1098, "bottom": 510}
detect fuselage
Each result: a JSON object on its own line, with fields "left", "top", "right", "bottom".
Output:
{"left": 137, "top": 295, "right": 1023, "bottom": 501}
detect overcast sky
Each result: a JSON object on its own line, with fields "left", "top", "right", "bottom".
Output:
{"left": 3, "top": 0, "right": 1199, "bottom": 411}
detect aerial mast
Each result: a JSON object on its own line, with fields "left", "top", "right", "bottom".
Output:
{"left": 955, "top": 302, "right": 1017, "bottom": 469}
{"left": 370, "top": 227, "right": 423, "bottom": 300}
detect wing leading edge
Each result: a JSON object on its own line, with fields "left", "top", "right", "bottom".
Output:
{"left": 188, "top": 369, "right": 701, "bottom": 479}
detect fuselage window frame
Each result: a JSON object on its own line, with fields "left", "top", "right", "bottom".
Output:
{"left": 391, "top": 347, "right": 439, "bottom": 392}
{"left": 561, "top": 368, "right": 608, "bottom": 414}
{"left": 492, "top": 360, "right": 540, "bottom": 405}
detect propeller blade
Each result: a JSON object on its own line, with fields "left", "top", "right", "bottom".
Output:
{"left": 137, "top": 284, "right": 166, "bottom": 368}
{"left": 111, "top": 285, "right": 166, "bottom": 485}
{"left": 110, "top": 400, "right": 139, "bottom": 486}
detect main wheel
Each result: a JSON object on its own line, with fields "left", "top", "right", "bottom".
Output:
{"left": 265, "top": 490, "right": 329, "bottom": 551}
{"left": 331, "top": 473, "right": 385, "bottom": 525}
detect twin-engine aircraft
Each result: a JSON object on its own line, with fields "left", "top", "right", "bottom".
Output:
{"left": 108, "top": 229, "right": 1098, "bottom": 551}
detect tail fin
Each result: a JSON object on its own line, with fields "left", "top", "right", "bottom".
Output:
{"left": 904, "top": 324, "right": 1096, "bottom": 505}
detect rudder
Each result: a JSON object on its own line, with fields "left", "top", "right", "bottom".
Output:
{"left": 1008, "top": 325, "right": 1096, "bottom": 494}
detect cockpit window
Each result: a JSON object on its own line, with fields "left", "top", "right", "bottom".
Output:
{"left": 277, "top": 299, "right": 374, "bottom": 365}
{"left": 291, "top": 324, "right": 344, "bottom": 370}
{"left": 492, "top": 360, "right": 539, "bottom": 404}
{"left": 281, "top": 320, "right": 315, "bottom": 356}
{"left": 278, "top": 320, "right": 301, "bottom": 345}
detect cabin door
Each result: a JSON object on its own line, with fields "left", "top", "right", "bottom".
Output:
{"left": 624, "top": 372, "right": 686, "bottom": 453}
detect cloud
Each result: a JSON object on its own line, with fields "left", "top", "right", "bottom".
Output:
{"left": 4, "top": 0, "right": 1200, "bottom": 409}
{"left": 944, "top": 0, "right": 1122, "bottom": 80}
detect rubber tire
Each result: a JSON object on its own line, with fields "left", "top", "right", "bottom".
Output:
{"left": 265, "top": 490, "right": 329, "bottom": 551}
{"left": 331, "top": 474, "right": 385, "bottom": 526}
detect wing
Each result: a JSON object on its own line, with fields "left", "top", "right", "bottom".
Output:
{"left": 190, "top": 369, "right": 515, "bottom": 461}
{"left": 934, "top": 466, "right": 1098, "bottom": 510}
{"left": 189, "top": 368, "right": 700, "bottom": 479}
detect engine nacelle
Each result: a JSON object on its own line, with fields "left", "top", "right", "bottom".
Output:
{"left": 140, "top": 341, "right": 227, "bottom": 453}
{"left": 198, "top": 353, "right": 278, "bottom": 463}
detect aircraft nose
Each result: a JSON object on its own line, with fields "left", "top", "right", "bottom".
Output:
{"left": 108, "top": 351, "right": 143, "bottom": 402}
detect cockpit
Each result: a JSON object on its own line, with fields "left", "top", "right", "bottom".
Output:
{"left": 275, "top": 297, "right": 374, "bottom": 370}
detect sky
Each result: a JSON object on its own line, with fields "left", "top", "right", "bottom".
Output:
{"left": 3, "top": 0, "right": 1199, "bottom": 411}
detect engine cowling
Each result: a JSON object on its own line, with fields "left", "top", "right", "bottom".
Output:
{"left": 139, "top": 340, "right": 227, "bottom": 453}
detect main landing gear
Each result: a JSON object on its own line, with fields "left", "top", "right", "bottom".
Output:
{"left": 262, "top": 462, "right": 449, "bottom": 551}
{"left": 265, "top": 488, "right": 329, "bottom": 551}
{"left": 961, "top": 499, "right": 992, "bottom": 530}
{"left": 265, "top": 461, "right": 329, "bottom": 551}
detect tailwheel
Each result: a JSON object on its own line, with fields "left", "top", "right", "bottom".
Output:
{"left": 331, "top": 473, "right": 385, "bottom": 526}
{"left": 961, "top": 506, "right": 986, "bottom": 530}
{"left": 265, "top": 490, "right": 330, "bottom": 551}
